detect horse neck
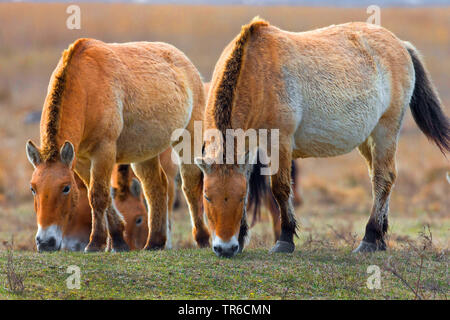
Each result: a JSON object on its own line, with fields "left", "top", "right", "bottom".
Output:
{"left": 39, "top": 71, "right": 86, "bottom": 159}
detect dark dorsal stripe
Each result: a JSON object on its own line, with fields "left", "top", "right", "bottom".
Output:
{"left": 41, "top": 39, "right": 88, "bottom": 162}
{"left": 213, "top": 17, "right": 269, "bottom": 136}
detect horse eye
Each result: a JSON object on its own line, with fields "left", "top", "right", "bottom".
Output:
{"left": 135, "top": 216, "right": 143, "bottom": 225}
{"left": 204, "top": 194, "right": 211, "bottom": 202}
{"left": 62, "top": 185, "right": 71, "bottom": 194}
{"left": 30, "top": 186, "right": 36, "bottom": 196}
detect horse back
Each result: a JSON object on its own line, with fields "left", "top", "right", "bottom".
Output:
{"left": 48, "top": 39, "right": 203, "bottom": 162}
{"left": 235, "top": 22, "right": 413, "bottom": 157}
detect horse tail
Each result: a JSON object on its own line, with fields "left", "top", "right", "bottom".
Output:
{"left": 248, "top": 156, "right": 270, "bottom": 227}
{"left": 248, "top": 159, "right": 297, "bottom": 227}
{"left": 405, "top": 42, "right": 450, "bottom": 154}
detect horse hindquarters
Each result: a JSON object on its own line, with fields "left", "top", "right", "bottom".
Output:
{"left": 354, "top": 48, "right": 416, "bottom": 253}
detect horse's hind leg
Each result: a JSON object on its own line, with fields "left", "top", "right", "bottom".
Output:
{"left": 132, "top": 156, "right": 168, "bottom": 250}
{"left": 266, "top": 193, "right": 281, "bottom": 242}
{"left": 354, "top": 120, "right": 399, "bottom": 252}
{"left": 269, "top": 142, "right": 297, "bottom": 253}
{"left": 291, "top": 160, "right": 303, "bottom": 207}
{"left": 180, "top": 163, "right": 210, "bottom": 247}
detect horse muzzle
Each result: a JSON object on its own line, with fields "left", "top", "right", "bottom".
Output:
{"left": 35, "top": 224, "right": 62, "bottom": 252}
{"left": 212, "top": 234, "right": 239, "bottom": 258}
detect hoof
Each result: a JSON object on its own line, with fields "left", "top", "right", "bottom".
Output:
{"left": 144, "top": 242, "right": 165, "bottom": 251}
{"left": 84, "top": 243, "right": 106, "bottom": 253}
{"left": 353, "top": 240, "right": 386, "bottom": 253}
{"left": 196, "top": 237, "right": 210, "bottom": 248}
{"left": 111, "top": 241, "right": 130, "bottom": 253}
{"left": 110, "top": 234, "right": 129, "bottom": 252}
{"left": 194, "top": 229, "right": 210, "bottom": 248}
{"left": 269, "top": 240, "right": 295, "bottom": 254}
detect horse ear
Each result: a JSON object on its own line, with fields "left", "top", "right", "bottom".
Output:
{"left": 194, "top": 157, "right": 213, "bottom": 174}
{"left": 60, "top": 141, "right": 75, "bottom": 168}
{"left": 26, "top": 140, "right": 41, "bottom": 168}
{"left": 130, "top": 178, "right": 142, "bottom": 198}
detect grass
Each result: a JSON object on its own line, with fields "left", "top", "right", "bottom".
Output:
{"left": 0, "top": 245, "right": 447, "bottom": 300}
{"left": 0, "top": 200, "right": 448, "bottom": 300}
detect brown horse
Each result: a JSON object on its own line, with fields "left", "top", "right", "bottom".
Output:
{"left": 196, "top": 18, "right": 449, "bottom": 257}
{"left": 111, "top": 148, "right": 179, "bottom": 250}
{"left": 203, "top": 81, "right": 302, "bottom": 242}
{"left": 53, "top": 149, "right": 178, "bottom": 252}
{"left": 110, "top": 165, "right": 148, "bottom": 251}
{"left": 26, "top": 38, "right": 209, "bottom": 252}
{"left": 62, "top": 165, "right": 147, "bottom": 251}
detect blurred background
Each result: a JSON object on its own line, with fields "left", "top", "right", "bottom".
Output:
{"left": 0, "top": 1, "right": 448, "bottom": 250}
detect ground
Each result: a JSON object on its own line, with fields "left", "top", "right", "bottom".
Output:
{"left": 0, "top": 202, "right": 448, "bottom": 299}
{"left": 0, "top": 241, "right": 447, "bottom": 300}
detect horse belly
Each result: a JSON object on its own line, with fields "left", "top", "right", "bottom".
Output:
{"left": 293, "top": 92, "right": 388, "bottom": 158}
{"left": 116, "top": 95, "right": 193, "bottom": 163}
{"left": 116, "top": 120, "right": 173, "bottom": 163}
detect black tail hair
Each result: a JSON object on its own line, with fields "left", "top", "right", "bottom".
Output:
{"left": 407, "top": 46, "right": 450, "bottom": 154}
{"left": 248, "top": 158, "right": 297, "bottom": 227}
{"left": 248, "top": 156, "right": 270, "bottom": 227}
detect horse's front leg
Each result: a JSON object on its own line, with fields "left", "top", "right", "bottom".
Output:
{"left": 84, "top": 144, "right": 120, "bottom": 252}
{"left": 269, "top": 144, "right": 297, "bottom": 254}
{"left": 132, "top": 156, "right": 169, "bottom": 250}
{"left": 180, "top": 163, "right": 210, "bottom": 248}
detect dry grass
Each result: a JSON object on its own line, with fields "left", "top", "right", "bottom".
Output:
{"left": 2, "top": 237, "right": 25, "bottom": 294}
{"left": 382, "top": 225, "right": 448, "bottom": 300}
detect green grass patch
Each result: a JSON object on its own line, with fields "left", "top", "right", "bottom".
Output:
{"left": 0, "top": 247, "right": 447, "bottom": 300}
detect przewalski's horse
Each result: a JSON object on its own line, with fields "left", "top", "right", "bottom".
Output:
{"left": 110, "top": 165, "right": 148, "bottom": 251}
{"left": 26, "top": 38, "right": 209, "bottom": 252}
{"left": 57, "top": 150, "right": 178, "bottom": 252}
{"left": 196, "top": 18, "right": 449, "bottom": 257}
{"left": 62, "top": 165, "right": 147, "bottom": 251}
{"left": 203, "top": 81, "right": 302, "bottom": 242}
{"left": 111, "top": 149, "right": 179, "bottom": 250}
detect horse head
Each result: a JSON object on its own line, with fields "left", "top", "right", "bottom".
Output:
{"left": 26, "top": 140, "right": 80, "bottom": 252}
{"left": 111, "top": 165, "right": 148, "bottom": 250}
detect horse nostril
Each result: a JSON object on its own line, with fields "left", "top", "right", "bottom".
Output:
{"left": 231, "top": 245, "right": 239, "bottom": 252}
{"left": 48, "top": 237, "right": 56, "bottom": 247}
{"left": 213, "top": 245, "right": 222, "bottom": 253}
{"left": 36, "top": 236, "right": 41, "bottom": 244}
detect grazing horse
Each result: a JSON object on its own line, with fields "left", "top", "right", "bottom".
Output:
{"left": 58, "top": 149, "right": 178, "bottom": 252}
{"left": 110, "top": 165, "right": 148, "bottom": 251}
{"left": 203, "top": 81, "right": 302, "bottom": 242}
{"left": 111, "top": 149, "right": 179, "bottom": 250}
{"left": 196, "top": 18, "right": 449, "bottom": 257}
{"left": 60, "top": 173, "right": 92, "bottom": 251}
{"left": 62, "top": 165, "right": 147, "bottom": 251}
{"left": 26, "top": 38, "right": 209, "bottom": 252}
